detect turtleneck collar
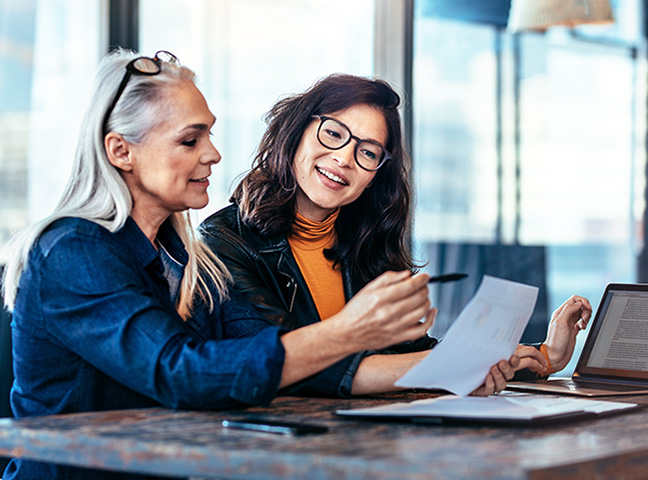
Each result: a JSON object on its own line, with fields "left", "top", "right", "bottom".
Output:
{"left": 289, "top": 209, "right": 340, "bottom": 251}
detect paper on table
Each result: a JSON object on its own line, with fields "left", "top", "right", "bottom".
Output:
{"left": 336, "top": 394, "right": 638, "bottom": 421}
{"left": 395, "top": 275, "right": 538, "bottom": 396}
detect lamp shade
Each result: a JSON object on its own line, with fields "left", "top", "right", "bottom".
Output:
{"left": 508, "top": 0, "right": 613, "bottom": 32}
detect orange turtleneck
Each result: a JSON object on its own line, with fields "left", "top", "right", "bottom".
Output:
{"left": 287, "top": 210, "right": 346, "bottom": 320}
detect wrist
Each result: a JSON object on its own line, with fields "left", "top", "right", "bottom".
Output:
{"left": 539, "top": 343, "right": 557, "bottom": 376}
{"left": 319, "top": 313, "right": 364, "bottom": 355}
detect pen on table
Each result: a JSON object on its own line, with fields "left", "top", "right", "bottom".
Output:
{"left": 427, "top": 273, "right": 468, "bottom": 283}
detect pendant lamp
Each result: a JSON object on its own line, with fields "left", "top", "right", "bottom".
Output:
{"left": 508, "top": 0, "right": 614, "bottom": 32}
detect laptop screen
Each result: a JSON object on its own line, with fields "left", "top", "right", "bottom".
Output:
{"left": 576, "top": 283, "right": 648, "bottom": 381}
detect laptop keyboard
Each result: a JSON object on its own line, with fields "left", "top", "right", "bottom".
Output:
{"left": 548, "top": 378, "right": 647, "bottom": 392}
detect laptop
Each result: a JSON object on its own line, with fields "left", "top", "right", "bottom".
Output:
{"left": 507, "top": 283, "right": 648, "bottom": 397}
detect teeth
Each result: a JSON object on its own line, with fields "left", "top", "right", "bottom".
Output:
{"left": 190, "top": 177, "right": 208, "bottom": 182}
{"left": 316, "top": 167, "right": 347, "bottom": 185}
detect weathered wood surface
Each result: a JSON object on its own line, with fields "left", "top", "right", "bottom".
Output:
{"left": 2, "top": 393, "right": 648, "bottom": 479}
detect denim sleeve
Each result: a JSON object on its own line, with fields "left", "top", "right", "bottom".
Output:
{"left": 35, "top": 228, "right": 285, "bottom": 409}
{"left": 279, "top": 351, "right": 365, "bottom": 398}
{"left": 213, "top": 290, "right": 365, "bottom": 398}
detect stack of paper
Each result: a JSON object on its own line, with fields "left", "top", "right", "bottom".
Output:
{"left": 336, "top": 394, "right": 640, "bottom": 424}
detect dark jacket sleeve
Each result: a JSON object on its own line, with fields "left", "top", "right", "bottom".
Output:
{"left": 199, "top": 206, "right": 305, "bottom": 329}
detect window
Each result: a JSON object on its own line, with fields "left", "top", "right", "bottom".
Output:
{"left": 3, "top": 1, "right": 645, "bottom": 378}
{"left": 139, "top": 0, "right": 375, "bottom": 224}
{"left": 412, "top": 0, "right": 644, "bottom": 372}
{"left": 0, "top": 0, "right": 101, "bottom": 261}
{"left": 0, "top": 0, "right": 375, "bottom": 260}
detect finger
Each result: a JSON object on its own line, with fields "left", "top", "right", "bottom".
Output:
{"left": 514, "top": 345, "right": 547, "bottom": 368}
{"left": 508, "top": 354, "right": 520, "bottom": 370}
{"left": 469, "top": 386, "right": 484, "bottom": 397}
{"left": 561, "top": 296, "right": 593, "bottom": 319}
{"left": 553, "top": 295, "right": 587, "bottom": 318}
{"left": 571, "top": 302, "right": 591, "bottom": 328}
{"left": 516, "top": 356, "right": 544, "bottom": 372}
{"left": 470, "top": 385, "right": 487, "bottom": 397}
{"left": 420, "top": 307, "right": 437, "bottom": 327}
{"left": 557, "top": 301, "right": 588, "bottom": 326}
{"left": 367, "top": 270, "right": 413, "bottom": 289}
{"left": 567, "top": 294, "right": 589, "bottom": 306}
{"left": 395, "top": 274, "right": 432, "bottom": 300}
{"left": 391, "top": 271, "right": 430, "bottom": 289}
{"left": 575, "top": 297, "right": 593, "bottom": 322}
{"left": 367, "top": 272, "right": 431, "bottom": 306}
{"left": 353, "top": 280, "right": 430, "bottom": 326}
{"left": 490, "top": 364, "right": 507, "bottom": 392}
{"left": 399, "top": 308, "right": 437, "bottom": 342}
{"left": 482, "top": 373, "right": 495, "bottom": 396}
{"left": 570, "top": 295, "right": 592, "bottom": 310}
{"left": 382, "top": 291, "right": 432, "bottom": 323}
{"left": 554, "top": 299, "right": 579, "bottom": 317}
{"left": 496, "top": 359, "right": 514, "bottom": 380}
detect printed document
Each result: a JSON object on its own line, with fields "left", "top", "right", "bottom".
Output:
{"left": 395, "top": 275, "right": 538, "bottom": 396}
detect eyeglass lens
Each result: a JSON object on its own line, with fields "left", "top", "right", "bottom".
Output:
{"left": 318, "top": 118, "right": 385, "bottom": 170}
{"left": 129, "top": 50, "right": 178, "bottom": 76}
{"left": 155, "top": 50, "right": 178, "bottom": 64}
{"left": 103, "top": 51, "right": 179, "bottom": 135}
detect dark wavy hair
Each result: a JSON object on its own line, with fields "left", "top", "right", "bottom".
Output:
{"left": 232, "top": 73, "right": 418, "bottom": 283}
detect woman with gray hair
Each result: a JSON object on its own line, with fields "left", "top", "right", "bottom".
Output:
{"left": 0, "top": 49, "right": 442, "bottom": 480}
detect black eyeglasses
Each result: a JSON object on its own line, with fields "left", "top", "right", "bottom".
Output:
{"left": 312, "top": 115, "right": 391, "bottom": 171}
{"left": 102, "top": 50, "right": 179, "bottom": 136}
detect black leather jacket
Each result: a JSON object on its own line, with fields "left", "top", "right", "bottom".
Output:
{"left": 199, "top": 204, "right": 436, "bottom": 353}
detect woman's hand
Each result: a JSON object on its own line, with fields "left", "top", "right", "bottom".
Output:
{"left": 329, "top": 270, "right": 436, "bottom": 352}
{"left": 512, "top": 344, "right": 548, "bottom": 373}
{"left": 279, "top": 270, "right": 435, "bottom": 389}
{"left": 543, "top": 295, "right": 592, "bottom": 373}
{"left": 470, "top": 342, "right": 556, "bottom": 396}
{"left": 470, "top": 355, "right": 520, "bottom": 396}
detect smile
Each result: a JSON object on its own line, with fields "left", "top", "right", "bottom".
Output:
{"left": 316, "top": 167, "right": 348, "bottom": 186}
{"left": 189, "top": 177, "right": 209, "bottom": 183}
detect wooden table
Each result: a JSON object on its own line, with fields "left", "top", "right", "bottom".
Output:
{"left": 2, "top": 393, "right": 648, "bottom": 479}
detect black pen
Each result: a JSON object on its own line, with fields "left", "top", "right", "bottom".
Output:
{"left": 427, "top": 273, "right": 468, "bottom": 283}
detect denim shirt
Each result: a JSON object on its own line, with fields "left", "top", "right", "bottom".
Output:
{"left": 6, "top": 216, "right": 288, "bottom": 480}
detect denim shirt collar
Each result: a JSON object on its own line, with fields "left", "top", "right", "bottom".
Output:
{"left": 114, "top": 216, "right": 189, "bottom": 270}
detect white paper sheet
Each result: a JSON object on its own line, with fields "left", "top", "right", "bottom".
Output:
{"left": 336, "top": 394, "right": 638, "bottom": 421}
{"left": 395, "top": 275, "right": 539, "bottom": 396}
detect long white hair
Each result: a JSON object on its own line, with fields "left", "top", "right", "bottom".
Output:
{"left": 2, "top": 49, "right": 231, "bottom": 319}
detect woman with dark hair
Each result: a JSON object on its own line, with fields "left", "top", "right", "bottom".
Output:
{"left": 200, "top": 73, "right": 592, "bottom": 392}
{"left": 233, "top": 74, "right": 413, "bottom": 286}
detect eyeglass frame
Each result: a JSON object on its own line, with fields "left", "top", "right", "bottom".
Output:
{"left": 102, "top": 50, "right": 179, "bottom": 136}
{"left": 311, "top": 115, "right": 392, "bottom": 171}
